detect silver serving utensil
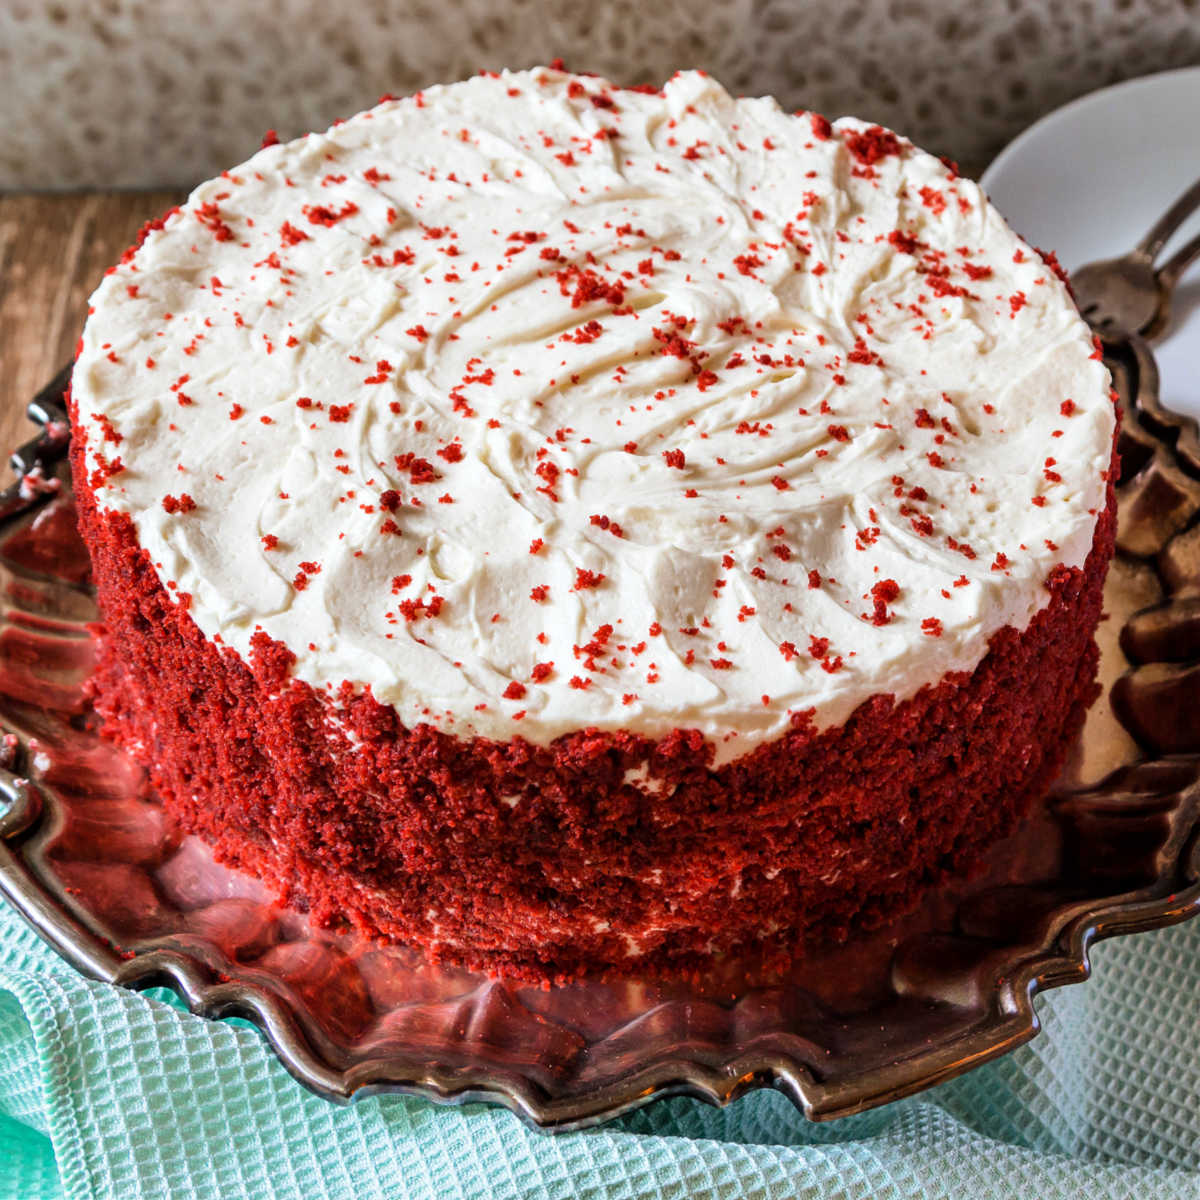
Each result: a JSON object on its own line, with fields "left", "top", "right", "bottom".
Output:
{"left": 1072, "top": 177, "right": 1200, "bottom": 338}
{"left": 1140, "top": 230, "right": 1200, "bottom": 339}
{"left": 0, "top": 363, "right": 72, "bottom": 523}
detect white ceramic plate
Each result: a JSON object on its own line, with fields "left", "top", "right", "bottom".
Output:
{"left": 982, "top": 67, "right": 1200, "bottom": 421}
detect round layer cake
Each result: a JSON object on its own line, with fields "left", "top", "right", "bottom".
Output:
{"left": 69, "top": 67, "right": 1117, "bottom": 979}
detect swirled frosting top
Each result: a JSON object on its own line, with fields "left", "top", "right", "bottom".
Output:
{"left": 73, "top": 67, "right": 1114, "bottom": 762}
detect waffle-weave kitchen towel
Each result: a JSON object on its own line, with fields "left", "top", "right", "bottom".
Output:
{"left": 1, "top": 899, "right": 1198, "bottom": 1199}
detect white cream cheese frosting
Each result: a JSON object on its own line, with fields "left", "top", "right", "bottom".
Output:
{"left": 72, "top": 67, "right": 1115, "bottom": 762}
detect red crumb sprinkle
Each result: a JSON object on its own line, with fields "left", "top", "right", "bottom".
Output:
{"left": 529, "top": 538, "right": 544, "bottom": 555}
{"left": 573, "top": 568, "right": 605, "bottom": 591}
{"left": 589, "top": 514, "right": 625, "bottom": 537}
{"left": 810, "top": 113, "right": 833, "bottom": 140}
{"left": 827, "top": 424, "right": 850, "bottom": 442}
{"left": 195, "top": 202, "right": 233, "bottom": 242}
{"left": 888, "top": 229, "right": 921, "bottom": 255}
{"left": 406, "top": 325, "right": 431, "bottom": 342}
{"left": 303, "top": 201, "right": 359, "bottom": 226}
{"left": 1035, "top": 246, "right": 1071, "bottom": 286}
{"left": 733, "top": 253, "right": 763, "bottom": 277}
{"left": 530, "top": 662, "right": 553, "bottom": 683}
{"left": 771, "top": 475, "right": 790, "bottom": 491}
{"left": 530, "top": 585, "right": 549, "bottom": 602}
{"left": 808, "top": 635, "right": 830, "bottom": 659}
{"left": 808, "top": 570, "right": 821, "bottom": 589}
{"left": 261, "top": 534, "right": 279, "bottom": 550}
{"left": 279, "top": 221, "right": 309, "bottom": 245}
{"left": 662, "top": 449, "right": 686, "bottom": 469}
{"left": 503, "top": 681, "right": 527, "bottom": 701}
{"left": 395, "top": 454, "right": 439, "bottom": 484}
{"left": 921, "top": 617, "right": 943, "bottom": 637}
{"left": 843, "top": 125, "right": 903, "bottom": 165}
{"left": 1060, "top": 399, "right": 1076, "bottom": 417}
{"left": 556, "top": 262, "right": 626, "bottom": 310}
{"left": 918, "top": 186, "right": 946, "bottom": 216}
{"left": 398, "top": 594, "right": 445, "bottom": 621}
{"left": 94, "top": 413, "right": 123, "bottom": 444}
{"left": 847, "top": 338, "right": 884, "bottom": 368}
{"left": 328, "top": 404, "right": 352, "bottom": 422}
{"left": 870, "top": 578, "right": 900, "bottom": 626}
{"left": 568, "top": 675, "right": 590, "bottom": 690}
{"left": 1009, "top": 291, "right": 1028, "bottom": 317}
{"left": 161, "top": 493, "right": 196, "bottom": 514}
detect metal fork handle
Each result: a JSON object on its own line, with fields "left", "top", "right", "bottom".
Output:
{"left": 1136, "top": 176, "right": 1200, "bottom": 261}
{"left": 1157, "top": 229, "right": 1200, "bottom": 292}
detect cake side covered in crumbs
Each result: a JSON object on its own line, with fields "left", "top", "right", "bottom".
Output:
{"left": 69, "top": 67, "right": 1117, "bottom": 979}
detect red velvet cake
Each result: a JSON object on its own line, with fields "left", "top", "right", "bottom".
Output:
{"left": 69, "top": 67, "right": 1117, "bottom": 980}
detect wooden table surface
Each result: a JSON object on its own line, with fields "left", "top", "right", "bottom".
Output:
{"left": 0, "top": 190, "right": 186, "bottom": 483}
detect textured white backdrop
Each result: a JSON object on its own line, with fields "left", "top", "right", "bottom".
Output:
{"left": 2, "top": 0, "right": 1200, "bottom": 188}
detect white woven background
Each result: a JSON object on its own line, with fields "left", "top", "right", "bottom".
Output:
{"left": 3, "top": 0, "right": 1200, "bottom": 189}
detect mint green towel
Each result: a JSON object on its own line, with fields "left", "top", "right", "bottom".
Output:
{"left": 1, "top": 896, "right": 1198, "bottom": 1199}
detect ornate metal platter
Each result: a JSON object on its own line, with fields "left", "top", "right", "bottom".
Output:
{"left": 0, "top": 340, "right": 1197, "bottom": 1131}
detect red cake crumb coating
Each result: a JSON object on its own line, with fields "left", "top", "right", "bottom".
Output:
{"left": 70, "top": 404, "right": 1118, "bottom": 981}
